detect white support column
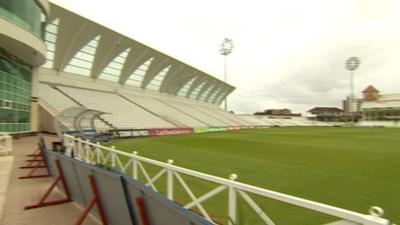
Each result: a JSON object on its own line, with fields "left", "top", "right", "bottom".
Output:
{"left": 30, "top": 67, "right": 40, "bottom": 132}
{"left": 167, "top": 159, "right": 174, "bottom": 200}
{"left": 228, "top": 173, "right": 238, "bottom": 225}
{"left": 5, "top": 135, "right": 11, "bottom": 153}
{"left": 0, "top": 134, "right": 12, "bottom": 156}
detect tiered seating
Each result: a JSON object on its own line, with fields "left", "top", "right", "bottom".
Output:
{"left": 238, "top": 115, "right": 335, "bottom": 127}
{"left": 58, "top": 86, "right": 174, "bottom": 129}
{"left": 289, "top": 117, "right": 314, "bottom": 126}
{"left": 120, "top": 94, "right": 207, "bottom": 127}
{"left": 194, "top": 105, "right": 249, "bottom": 126}
{"left": 238, "top": 115, "right": 270, "bottom": 126}
{"left": 38, "top": 83, "right": 79, "bottom": 114}
{"left": 39, "top": 82, "right": 341, "bottom": 130}
{"left": 257, "top": 117, "right": 282, "bottom": 126}
{"left": 266, "top": 118, "right": 305, "bottom": 126}
{"left": 357, "top": 121, "right": 400, "bottom": 128}
{"left": 162, "top": 100, "right": 229, "bottom": 126}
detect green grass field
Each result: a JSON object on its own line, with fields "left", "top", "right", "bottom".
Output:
{"left": 106, "top": 127, "right": 399, "bottom": 225}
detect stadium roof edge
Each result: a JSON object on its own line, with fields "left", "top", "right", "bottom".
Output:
{"left": 47, "top": 2, "right": 235, "bottom": 90}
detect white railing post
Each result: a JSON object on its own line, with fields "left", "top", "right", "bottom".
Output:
{"left": 96, "top": 142, "right": 101, "bottom": 164}
{"left": 85, "top": 139, "right": 91, "bottom": 163}
{"left": 364, "top": 206, "right": 386, "bottom": 225}
{"left": 65, "top": 136, "right": 74, "bottom": 156}
{"left": 228, "top": 173, "right": 238, "bottom": 225}
{"left": 167, "top": 159, "right": 174, "bottom": 200}
{"left": 77, "top": 137, "right": 82, "bottom": 151}
{"left": 132, "top": 151, "right": 138, "bottom": 179}
{"left": 111, "top": 146, "right": 116, "bottom": 168}
{"left": 65, "top": 143, "right": 71, "bottom": 157}
{"left": 77, "top": 137, "right": 82, "bottom": 159}
{"left": 62, "top": 135, "right": 68, "bottom": 148}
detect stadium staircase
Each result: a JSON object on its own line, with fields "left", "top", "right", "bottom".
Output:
{"left": 38, "top": 84, "right": 117, "bottom": 131}
{"left": 193, "top": 105, "right": 234, "bottom": 125}
{"left": 210, "top": 108, "right": 248, "bottom": 125}
{"left": 238, "top": 115, "right": 268, "bottom": 126}
{"left": 194, "top": 105, "right": 243, "bottom": 125}
{"left": 157, "top": 100, "right": 212, "bottom": 126}
{"left": 54, "top": 85, "right": 117, "bottom": 130}
{"left": 158, "top": 115, "right": 188, "bottom": 127}
{"left": 38, "top": 83, "right": 79, "bottom": 130}
{"left": 118, "top": 94, "right": 175, "bottom": 127}
{"left": 57, "top": 86, "right": 174, "bottom": 129}
{"left": 54, "top": 86, "right": 84, "bottom": 107}
{"left": 120, "top": 93, "right": 208, "bottom": 127}
{"left": 162, "top": 100, "right": 227, "bottom": 126}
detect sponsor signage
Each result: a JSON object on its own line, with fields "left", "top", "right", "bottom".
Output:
{"left": 112, "top": 129, "right": 149, "bottom": 138}
{"left": 148, "top": 128, "right": 194, "bottom": 137}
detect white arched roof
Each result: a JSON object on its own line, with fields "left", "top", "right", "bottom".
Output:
{"left": 42, "top": 3, "right": 235, "bottom": 105}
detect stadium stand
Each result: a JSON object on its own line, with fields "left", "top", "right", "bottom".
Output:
{"left": 120, "top": 92, "right": 207, "bottom": 127}
{"left": 356, "top": 120, "right": 400, "bottom": 128}
{"left": 289, "top": 117, "right": 316, "bottom": 126}
{"left": 38, "top": 79, "right": 334, "bottom": 130}
{"left": 57, "top": 86, "right": 175, "bottom": 129}
{"left": 237, "top": 115, "right": 335, "bottom": 127}
{"left": 39, "top": 78, "right": 334, "bottom": 129}
{"left": 161, "top": 99, "right": 229, "bottom": 126}
{"left": 38, "top": 83, "right": 79, "bottom": 115}
{"left": 206, "top": 107, "right": 250, "bottom": 125}
{"left": 1, "top": 0, "right": 341, "bottom": 136}
{"left": 258, "top": 117, "right": 282, "bottom": 126}
{"left": 238, "top": 115, "right": 269, "bottom": 126}
{"left": 192, "top": 105, "right": 243, "bottom": 125}
{"left": 30, "top": 3, "right": 337, "bottom": 132}
{"left": 28, "top": 2, "right": 339, "bottom": 133}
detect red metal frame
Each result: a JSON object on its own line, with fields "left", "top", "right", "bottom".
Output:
{"left": 20, "top": 148, "right": 42, "bottom": 169}
{"left": 25, "top": 148, "right": 40, "bottom": 157}
{"left": 25, "top": 160, "right": 72, "bottom": 210}
{"left": 19, "top": 147, "right": 51, "bottom": 179}
{"left": 20, "top": 165, "right": 47, "bottom": 169}
{"left": 74, "top": 175, "right": 108, "bottom": 225}
{"left": 25, "top": 159, "right": 43, "bottom": 162}
{"left": 136, "top": 197, "right": 151, "bottom": 225}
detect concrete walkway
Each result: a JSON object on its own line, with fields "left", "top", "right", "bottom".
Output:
{"left": 0, "top": 135, "right": 100, "bottom": 225}
{"left": 0, "top": 156, "right": 13, "bottom": 222}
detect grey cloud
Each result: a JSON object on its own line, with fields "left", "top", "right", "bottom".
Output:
{"left": 236, "top": 40, "right": 393, "bottom": 112}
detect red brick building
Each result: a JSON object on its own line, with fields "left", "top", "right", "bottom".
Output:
{"left": 361, "top": 85, "right": 400, "bottom": 121}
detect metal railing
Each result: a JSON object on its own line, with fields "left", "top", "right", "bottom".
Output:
{"left": 0, "top": 134, "right": 12, "bottom": 155}
{"left": 63, "top": 134, "right": 390, "bottom": 225}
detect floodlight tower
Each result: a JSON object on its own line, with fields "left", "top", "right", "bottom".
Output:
{"left": 345, "top": 57, "right": 361, "bottom": 124}
{"left": 220, "top": 38, "right": 234, "bottom": 111}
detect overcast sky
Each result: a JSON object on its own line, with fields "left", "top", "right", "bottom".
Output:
{"left": 53, "top": 0, "right": 400, "bottom": 114}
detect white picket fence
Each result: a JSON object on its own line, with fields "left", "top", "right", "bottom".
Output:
{"left": 63, "top": 134, "right": 390, "bottom": 225}
{"left": 0, "top": 134, "right": 12, "bottom": 156}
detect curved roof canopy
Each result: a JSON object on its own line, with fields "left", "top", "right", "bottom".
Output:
{"left": 42, "top": 3, "right": 235, "bottom": 105}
